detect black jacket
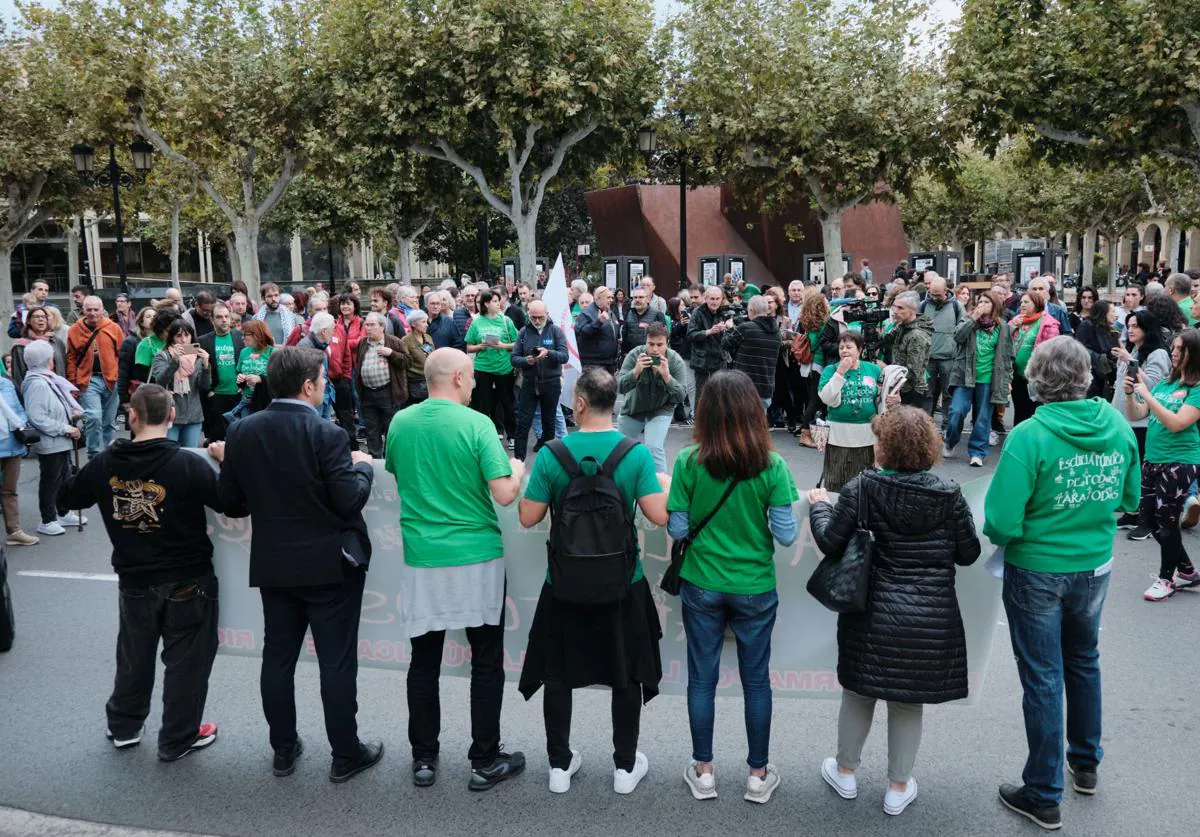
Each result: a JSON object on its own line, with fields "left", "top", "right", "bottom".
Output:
{"left": 687, "top": 303, "right": 732, "bottom": 371}
{"left": 808, "top": 470, "right": 981, "bottom": 704}
{"left": 722, "top": 316, "right": 779, "bottom": 398}
{"left": 575, "top": 303, "right": 620, "bottom": 368}
{"left": 620, "top": 307, "right": 667, "bottom": 353}
{"left": 669, "top": 313, "right": 691, "bottom": 360}
{"left": 511, "top": 320, "right": 569, "bottom": 387}
{"left": 59, "top": 438, "right": 231, "bottom": 588}
{"left": 217, "top": 401, "right": 374, "bottom": 588}
{"left": 116, "top": 333, "right": 140, "bottom": 405}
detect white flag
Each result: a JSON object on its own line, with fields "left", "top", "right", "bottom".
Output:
{"left": 541, "top": 254, "right": 581, "bottom": 408}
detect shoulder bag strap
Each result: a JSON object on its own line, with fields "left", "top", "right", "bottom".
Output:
{"left": 73, "top": 328, "right": 102, "bottom": 367}
{"left": 545, "top": 439, "right": 584, "bottom": 480}
{"left": 599, "top": 436, "right": 638, "bottom": 478}
{"left": 688, "top": 477, "right": 740, "bottom": 540}
{"left": 857, "top": 473, "right": 870, "bottom": 531}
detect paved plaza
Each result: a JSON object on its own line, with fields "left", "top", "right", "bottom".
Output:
{"left": 0, "top": 429, "right": 1195, "bottom": 837}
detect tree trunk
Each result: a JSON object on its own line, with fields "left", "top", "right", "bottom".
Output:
{"left": 1081, "top": 226, "right": 1098, "bottom": 287}
{"left": 820, "top": 210, "right": 845, "bottom": 285}
{"left": 392, "top": 233, "right": 415, "bottom": 287}
{"left": 169, "top": 202, "right": 182, "bottom": 290}
{"left": 224, "top": 234, "right": 240, "bottom": 285}
{"left": 233, "top": 220, "right": 262, "bottom": 300}
{"left": 0, "top": 248, "right": 13, "bottom": 351}
{"left": 515, "top": 213, "right": 538, "bottom": 287}
{"left": 1107, "top": 237, "right": 1119, "bottom": 293}
{"left": 67, "top": 220, "right": 80, "bottom": 286}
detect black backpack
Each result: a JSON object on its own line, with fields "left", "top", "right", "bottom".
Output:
{"left": 545, "top": 436, "right": 639, "bottom": 604}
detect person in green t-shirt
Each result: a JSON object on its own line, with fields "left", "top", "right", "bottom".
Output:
{"left": 132, "top": 308, "right": 179, "bottom": 384}
{"left": 464, "top": 289, "right": 518, "bottom": 446}
{"left": 516, "top": 367, "right": 668, "bottom": 794}
{"left": 1126, "top": 328, "right": 1200, "bottom": 601}
{"left": 943, "top": 291, "right": 1013, "bottom": 467}
{"left": 818, "top": 331, "right": 891, "bottom": 493}
{"left": 665, "top": 370, "right": 798, "bottom": 802}
{"left": 383, "top": 347, "right": 526, "bottom": 789}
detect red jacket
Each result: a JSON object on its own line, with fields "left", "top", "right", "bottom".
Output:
{"left": 328, "top": 315, "right": 364, "bottom": 381}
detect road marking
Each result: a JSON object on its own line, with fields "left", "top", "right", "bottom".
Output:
{"left": 17, "top": 570, "right": 118, "bottom": 582}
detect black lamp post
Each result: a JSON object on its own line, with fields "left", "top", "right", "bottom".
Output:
{"left": 70, "top": 139, "right": 154, "bottom": 294}
{"left": 638, "top": 124, "right": 688, "bottom": 292}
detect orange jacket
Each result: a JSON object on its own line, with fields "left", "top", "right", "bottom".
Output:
{"left": 66, "top": 317, "right": 125, "bottom": 389}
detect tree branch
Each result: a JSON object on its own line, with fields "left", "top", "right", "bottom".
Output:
{"left": 412, "top": 141, "right": 512, "bottom": 220}
{"left": 241, "top": 149, "right": 256, "bottom": 214}
{"left": 510, "top": 123, "right": 541, "bottom": 214}
{"left": 1034, "top": 124, "right": 1097, "bottom": 146}
{"left": 529, "top": 120, "right": 598, "bottom": 219}
{"left": 253, "top": 150, "right": 305, "bottom": 223}
{"left": 132, "top": 110, "right": 238, "bottom": 223}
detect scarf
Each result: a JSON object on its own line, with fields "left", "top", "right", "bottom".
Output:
{"left": 1011, "top": 312, "right": 1043, "bottom": 376}
{"left": 976, "top": 317, "right": 997, "bottom": 333}
{"left": 174, "top": 352, "right": 197, "bottom": 396}
{"left": 25, "top": 366, "right": 84, "bottom": 417}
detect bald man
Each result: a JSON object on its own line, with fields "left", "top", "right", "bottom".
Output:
{"left": 918, "top": 275, "right": 963, "bottom": 425}
{"left": 510, "top": 301, "right": 569, "bottom": 461}
{"left": 383, "top": 347, "right": 528, "bottom": 790}
{"left": 1027, "top": 276, "right": 1072, "bottom": 336}
{"left": 66, "top": 295, "right": 126, "bottom": 456}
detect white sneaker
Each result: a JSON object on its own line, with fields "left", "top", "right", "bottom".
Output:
{"left": 884, "top": 778, "right": 918, "bottom": 815}
{"left": 942, "top": 443, "right": 955, "bottom": 458}
{"left": 684, "top": 761, "right": 717, "bottom": 800}
{"left": 613, "top": 751, "right": 647, "bottom": 795}
{"left": 36, "top": 521, "right": 66, "bottom": 536}
{"left": 989, "top": 430, "right": 1000, "bottom": 447}
{"left": 105, "top": 726, "right": 143, "bottom": 749}
{"left": 744, "top": 765, "right": 781, "bottom": 804}
{"left": 1144, "top": 578, "right": 1176, "bottom": 602}
{"left": 57, "top": 512, "right": 87, "bottom": 526}
{"left": 970, "top": 456, "right": 984, "bottom": 467}
{"left": 821, "top": 756, "right": 857, "bottom": 799}
{"left": 548, "top": 750, "right": 581, "bottom": 794}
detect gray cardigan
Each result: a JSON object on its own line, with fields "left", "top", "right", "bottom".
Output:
{"left": 1113, "top": 348, "right": 1171, "bottom": 429}
{"left": 151, "top": 349, "right": 212, "bottom": 425}
{"left": 947, "top": 317, "right": 1014, "bottom": 405}
{"left": 21, "top": 375, "right": 76, "bottom": 455}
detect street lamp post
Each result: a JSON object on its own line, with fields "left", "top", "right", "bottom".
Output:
{"left": 70, "top": 139, "right": 154, "bottom": 294}
{"left": 638, "top": 124, "right": 688, "bottom": 293}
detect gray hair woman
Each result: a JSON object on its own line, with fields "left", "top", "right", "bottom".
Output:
{"left": 982, "top": 336, "right": 1139, "bottom": 828}
{"left": 20, "top": 340, "right": 86, "bottom": 536}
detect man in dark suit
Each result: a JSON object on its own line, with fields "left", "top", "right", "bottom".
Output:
{"left": 209, "top": 347, "right": 383, "bottom": 783}
{"left": 197, "top": 302, "right": 243, "bottom": 442}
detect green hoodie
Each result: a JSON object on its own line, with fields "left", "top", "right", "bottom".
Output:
{"left": 983, "top": 398, "right": 1140, "bottom": 573}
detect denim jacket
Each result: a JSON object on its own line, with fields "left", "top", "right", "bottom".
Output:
{"left": 0, "top": 377, "right": 29, "bottom": 458}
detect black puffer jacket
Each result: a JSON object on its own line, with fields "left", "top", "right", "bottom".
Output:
{"left": 808, "top": 470, "right": 981, "bottom": 704}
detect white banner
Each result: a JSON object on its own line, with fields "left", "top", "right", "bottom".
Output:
{"left": 540, "top": 254, "right": 581, "bottom": 408}
{"left": 210, "top": 470, "right": 1002, "bottom": 704}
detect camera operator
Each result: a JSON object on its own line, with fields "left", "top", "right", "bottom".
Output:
{"left": 688, "top": 286, "right": 734, "bottom": 405}
{"left": 883, "top": 292, "right": 933, "bottom": 408}
{"left": 818, "top": 282, "right": 866, "bottom": 362}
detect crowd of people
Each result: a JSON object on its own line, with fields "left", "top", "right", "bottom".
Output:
{"left": 3, "top": 259, "right": 1196, "bottom": 832}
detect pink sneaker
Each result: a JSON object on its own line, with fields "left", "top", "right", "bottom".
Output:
{"left": 1144, "top": 578, "right": 1176, "bottom": 602}
{"left": 1174, "top": 567, "right": 1200, "bottom": 589}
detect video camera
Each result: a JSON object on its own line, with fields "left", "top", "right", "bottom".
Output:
{"left": 830, "top": 297, "right": 890, "bottom": 361}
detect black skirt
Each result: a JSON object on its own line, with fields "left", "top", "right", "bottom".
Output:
{"left": 518, "top": 577, "right": 663, "bottom": 704}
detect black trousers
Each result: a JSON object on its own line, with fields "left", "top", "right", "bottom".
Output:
{"left": 472, "top": 371, "right": 516, "bottom": 440}
{"left": 693, "top": 368, "right": 720, "bottom": 409}
{"left": 260, "top": 570, "right": 366, "bottom": 760}
{"left": 514, "top": 381, "right": 561, "bottom": 461}
{"left": 106, "top": 573, "right": 218, "bottom": 758}
{"left": 37, "top": 450, "right": 71, "bottom": 524}
{"left": 203, "top": 393, "right": 241, "bottom": 442}
{"left": 358, "top": 385, "right": 397, "bottom": 459}
{"left": 544, "top": 682, "right": 641, "bottom": 772}
{"left": 900, "top": 388, "right": 929, "bottom": 410}
{"left": 800, "top": 371, "right": 824, "bottom": 428}
{"left": 784, "top": 363, "right": 807, "bottom": 425}
{"left": 1011, "top": 375, "right": 1038, "bottom": 427}
{"left": 332, "top": 378, "right": 359, "bottom": 451}
{"left": 408, "top": 622, "right": 505, "bottom": 768}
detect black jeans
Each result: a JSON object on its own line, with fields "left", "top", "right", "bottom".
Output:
{"left": 800, "top": 371, "right": 823, "bottom": 428}
{"left": 472, "top": 371, "right": 516, "bottom": 439}
{"left": 358, "top": 385, "right": 397, "bottom": 459}
{"left": 544, "top": 682, "right": 641, "bottom": 772}
{"left": 900, "top": 388, "right": 929, "bottom": 410}
{"left": 260, "top": 570, "right": 366, "bottom": 760}
{"left": 332, "top": 378, "right": 359, "bottom": 451}
{"left": 784, "top": 363, "right": 807, "bottom": 425}
{"left": 1011, "top": 375, "right": 1038, "bottom": 427}
{"left": 927, "top": 357, "right": 955, "bottom": 423}
{"left": 106, "top": 572, "right": 219, "bottom": 758}
{"left": 37, "top": 450, "right": 72, "bottom": 524}
{"left": 514, "top": 380, "right": 561, "bottom": 461}
{"left": 408, "top": 622, "right": 505, "bottom": 767}
{"left": 203, "top": 393, "right": 241, "bottom": 442}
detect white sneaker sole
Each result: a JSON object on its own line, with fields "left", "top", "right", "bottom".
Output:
{"left": 684, "top": 763, "right": 717, "bottom": 800}
{"left": 999, "top": 793, "right": 1063, "bottom": 830}
{"left": 743, "top": 773, "right": 780, "bottom": 804}
{"left": 821, "top": 759, "right": 857, "bottom": 799}
{"left": 884, "top": 779, "right": 917, "bottom": 815}
{"left": 549, "top": 751, "right": 581, "bottom": 794}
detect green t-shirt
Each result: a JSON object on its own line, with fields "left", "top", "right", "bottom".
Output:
{"left": 212, "top": 333, "right": 240, "bottom": 395}
{"left": 465, "top": 314, "right": 517, "bottom": 376}
{"left": 1180, "top": 297, "right": 1197, "bottom": 328}
{"left": 666, "top": 446, "right": 799, "bottom": 595}
{"left": 384, "top": 398, "right": 512, "bottom": 567}
{"left": 975, "top": 326, "right": 999, "bottom": 384}
{"left": 819, "top": 361, "right": 881, "bottom": 425}
{"left": 523, "top": 430, "right": 662, "bottom": 584}
{"left": 134, "top": 334, "right": 165, "bottom": 368}
{"left": 236, "top": 345, "right": 273, "bottom": 395}
{"left": 1144, "top": 378, "right": 1200, "bottom": 465}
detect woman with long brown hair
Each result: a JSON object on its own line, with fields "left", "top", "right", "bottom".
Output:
{"left": 666, "top": 370, "right": 799, "bottom": 804}
{"left": 796, "top": 287, "right": 831, "bottom": 447}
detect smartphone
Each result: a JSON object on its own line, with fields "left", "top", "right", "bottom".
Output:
{"left": 180, "top": 343, "right": 200, "bottom": 355}
{"left": 650, "top": 355, "right": 661, "bottom": 366}
{"left": 1126, "top": 358, "right": 1139, "bottom": 378}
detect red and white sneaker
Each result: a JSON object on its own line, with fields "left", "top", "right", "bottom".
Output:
{"left": 1174, "top": 567, "right": 1200, "bottom": 589}
{"left": 159, "top": 722, "right": 219, "bottom": 762}
{"left": 1144, "top": 578, "right": 1176, "bottom": 602}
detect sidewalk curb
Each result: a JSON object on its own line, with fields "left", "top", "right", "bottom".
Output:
{"left": 0, "top": 807, "right": 223, "bottom": 837}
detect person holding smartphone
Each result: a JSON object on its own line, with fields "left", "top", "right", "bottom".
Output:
{"left": 617, "top": 324, "right": 687, "bottom": 473}
{"left": 150, "top": 320, "right": 210, "bottom": 448}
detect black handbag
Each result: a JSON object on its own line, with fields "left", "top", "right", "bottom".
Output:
{"left": 660, "top": 477, "right": 740, "bottom": 596}
{"left": 807, "top": 476, "right": 875, "bottom": 613}
{"left": 12, "top": 426, "right": 39, "bottom": 446}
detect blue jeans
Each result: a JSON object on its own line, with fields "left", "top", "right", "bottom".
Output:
{"left": 1003, "top": 563, "right": 1110, "bottom": 807}
{"left": 81, "top": 377, "right": 119, "bottom": 456}
{"left": 680, "top": 580, "right": 778, "bottom": 769}
{"left": 532, "top": 403, "right": 567, "bottom": 440}
{"left": 167, "top": 422, "right": 204, "bottom": 448}
{"left": 944, "top": 382, "right": 992, "bottom": 459}
{"left": 617, "top": 413, "right": 672, "bottom": 473}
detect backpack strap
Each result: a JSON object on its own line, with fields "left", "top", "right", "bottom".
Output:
{"left": 599, "top": 436, "right": 638, "bottom": 478}
{"left": 545, "top": 439, "right": 584, "bottom": 480}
